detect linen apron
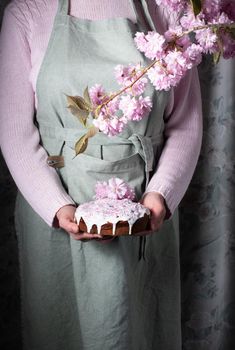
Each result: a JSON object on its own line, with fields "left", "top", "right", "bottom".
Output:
{"left": 15, "top": 0, "right": 181, "bottom": 349}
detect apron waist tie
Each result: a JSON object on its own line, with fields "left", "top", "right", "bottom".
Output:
{"left": 40, "top": 124, "right": 163, "bottom": 261}
{"left": 41, "top": 124, "right": 163, "bottom": 188}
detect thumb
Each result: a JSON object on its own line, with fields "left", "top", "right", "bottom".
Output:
{"left": 60, "top": 217, "right": 79, "bottom": 234}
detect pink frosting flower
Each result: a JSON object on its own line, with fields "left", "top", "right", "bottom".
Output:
{"left": 95, "top": 177, "right": 135, "bottom": 200}
{"left": 94, "top": 181, "right": 109, "bottom": 199}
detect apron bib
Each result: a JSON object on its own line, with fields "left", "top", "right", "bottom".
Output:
{"left": 15, "top": 1, "right": 181, "bottom": 349}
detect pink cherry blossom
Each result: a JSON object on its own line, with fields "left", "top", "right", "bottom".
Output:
{"left": 215, "top": 12, "right": 233, "bottom": 25}
{"left": 164, "top": 26, "right": 183, "bottom": 42}
{"left": 180, "top": 9, "right": 205, "bottom": 30}
{"left": 148, "top": 63, "right": 184, "bottom": 91}
{"left": 220, "top": 30, "right": 235, "bottom": 59}
{"left": 221, "top": 0, "right": 235, "bottom": 21}
{"left": 147, "top": 65, "right": 170, "bottom": 91}
{"left": 119, "top": 95, "right": 152, "bottom": 121}
{"left": 155, "top": 0, "right": 187, "bottom": 12}
{"left": 114, "top": 64, "right": 148, "bottom": 96}
{"left": 202, "top": 0, "right": 221, "bottom": 21}
{"left": 89, "top": 84, "right": 106, "bottom": 106}
{"left": 104, "top": 95, "right": 120, "bottom": 115}
{"left": 165, "top": 26, "right": 191, "bottom": 50}
{"left": 93, "top": 114, "right": 127, "bottom": 137}
{"left": 165, "top": 50, "right": 187, "bottom": 76}
{"left": 135, "top": 31, "right": 167, "bottom": 60}
{"left": 183, "top": 44, "right": 203, "bottom": 69}
{"left": 195, "top": 28, "right": 218, "bottom": 54}
{"left": 134, "top": 32, "right": 148, "bottom": 52}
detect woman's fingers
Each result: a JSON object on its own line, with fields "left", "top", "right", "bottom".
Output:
{"left": 59, "top": 219, "right": 79, "bottom": 234}
{"left": 56, "top": 205, "right": 115, "bottom": 242}
{"left": 70, "top": 232, "right": 103, "bottom": 240}
{"left": 134, "top": 229, "right": 153, "bottom": 237}
{"left": 57, "top": 193, "right": 168, "bottom": 241}
{"left": 149, "top": 209, "right": 165, "bottom": 231}
{"left": 94, "top": 236, "right": 116, "bottom": 243}
{"left": 136, "top": 191, "right": 167, "bottom": 236}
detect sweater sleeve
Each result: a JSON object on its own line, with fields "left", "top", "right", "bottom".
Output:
{"left": 0, "top": 6, "right": 75, "bottom": 226}
{"left": 144, "top": 0, "right": 203, "bottom": 218}
{"left": 144, "top": 68, "right": 203, "bottom": 218}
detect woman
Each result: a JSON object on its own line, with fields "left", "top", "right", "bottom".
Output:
{"left": 0, "top": 0, "right": 202, "bottom": 349}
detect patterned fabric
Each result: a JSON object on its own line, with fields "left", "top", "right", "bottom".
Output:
{"left": 0, "top": 2, "right": 235, "bottom": 350}
{"left": 180, "top": 56, "right": 235, "bottom": 350}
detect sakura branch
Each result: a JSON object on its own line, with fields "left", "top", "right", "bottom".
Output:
{"left": 66, "top": 0, "right": 235, "bottom": 156}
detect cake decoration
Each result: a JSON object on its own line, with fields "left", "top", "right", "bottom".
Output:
{"left": 94, "top": 177, "right": 135, "bottom": 200}
{"left": 75, "top": 177, "right": 150, "bottom": 236}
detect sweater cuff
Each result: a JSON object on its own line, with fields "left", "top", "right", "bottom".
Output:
{"left": 41, "top": 194, "right": 76, "bottom": 227}
{"left": 143, "top": 184, "right": 177, "bottom": 220}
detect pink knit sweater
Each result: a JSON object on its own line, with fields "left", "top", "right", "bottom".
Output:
{"left": 0, "top": 0, "right": 203, "bottom": 226}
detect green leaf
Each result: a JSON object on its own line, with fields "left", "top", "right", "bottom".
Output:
{"left": 67, "top": 95, "right": 91, "bottom": 112}
{"left": 67, "top": 106, "right": 89, "bottom": 127}
{"left": 190, "top": 0, "right": 202, "bottom": 16}
{"left": 74, "top": 134, "right": 88, "bottom": 156}
{"left": 212, "top": 29, "right": 223, "bottom": 65}
{"left": 74, "top": 127, "right": 98, "bottom": 157}
{"left": 86, "top": 126, "right": 99, "bottom": 139}
{"left": 83, "top": 86, "right": 92, "bottom": 106}
{"left": 66, "top": 94, "right": 91, "bottom": 127}
{"left": 213, "top": 51, "right": 221, "bottom": 64}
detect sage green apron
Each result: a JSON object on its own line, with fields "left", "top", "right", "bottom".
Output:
{"left": 15, "top": 0, "right": 181, "bottom": 349}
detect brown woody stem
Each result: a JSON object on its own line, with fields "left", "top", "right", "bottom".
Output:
{"left": 94, "top": 22, "right": 235, "bottom": 116}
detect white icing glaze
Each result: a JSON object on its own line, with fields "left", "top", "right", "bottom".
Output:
{"left": 75, "top": 198, "right": 150, "bottom": 235}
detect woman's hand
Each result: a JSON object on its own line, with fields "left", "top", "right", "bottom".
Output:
{"left": 56, "top": 205, "right": 103, "bottom": 241}
{"left": 136, "top": 192, "right": 167, "bottom": 236}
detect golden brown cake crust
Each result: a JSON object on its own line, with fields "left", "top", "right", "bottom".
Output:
{"left": 78, "top": 213, "right": 150, "bottom": 236}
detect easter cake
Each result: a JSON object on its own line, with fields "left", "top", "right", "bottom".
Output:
{"left": 75, "top": 178, "right": 150, "bottom": 236}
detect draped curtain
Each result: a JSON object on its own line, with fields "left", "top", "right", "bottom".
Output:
{"left": 180, "top": 57, "right": 235, "bottom": 350}
{"left": 0, "top": 2, "right": 234, "bottom": 349}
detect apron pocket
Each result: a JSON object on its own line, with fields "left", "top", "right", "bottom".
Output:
{"left": 64, "top": 145, "right": 146, "bottom": 204}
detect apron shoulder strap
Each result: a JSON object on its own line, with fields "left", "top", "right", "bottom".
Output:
{"left": 57, "top": 0, "right": 69, "bottom": 16}
{"left": 129, "top": 0, "right": 156, "bottom": 32}
{"left": 57, "top": 0, "right": 155, "bottom": 32}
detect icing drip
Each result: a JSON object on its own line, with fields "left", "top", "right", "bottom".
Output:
{"left": 75, "top": 198, "right": 150, "bottom": 235}
{"left": 97, "top": 223, "right": 101, "bottom": 235}
{"left": 112, "top": 222, "right": 116, "bottom": 236}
